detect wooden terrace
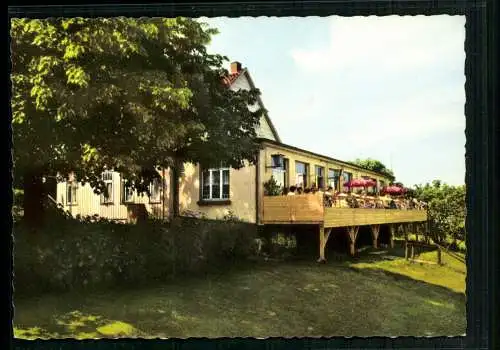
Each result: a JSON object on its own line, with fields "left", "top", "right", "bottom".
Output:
{"left": 261, "top": 195, "right": 428, "bottom": 261}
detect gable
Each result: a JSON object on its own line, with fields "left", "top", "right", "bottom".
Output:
{"left": 229, "top": 71, "right": 280, "bottom": 142}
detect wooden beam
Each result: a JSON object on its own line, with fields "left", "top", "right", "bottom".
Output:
{"left": 317, "top": 224, "right": 333, "bottom": 263}
{"left": 325, "top": 227, "right": 332, "bottom": 245}
{"left": 370, "top": 224, "right": 380, "bottom": 249}
{"left": 262, "top": 220, "right": 324, "bottom": 225}
{"left": 423, "top": 223, "right": 430, "bottom": 244}
{"left": 347, "top": 226, "right": 360, "bottom": 256}
{"left": 402, "top": 223, "right": 409, "bottom": 241}
{"left": 389, "top": 224, "right": 395, "bottom": 248}
{"left": 409, "top": 258, "right": 439, "bottom": 265}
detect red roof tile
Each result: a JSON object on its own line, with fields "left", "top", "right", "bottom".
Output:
{"left": 222, "top": 71, "right": 243, "bottom": 86}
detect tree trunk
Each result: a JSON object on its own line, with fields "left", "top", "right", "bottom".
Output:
{"left": 22, "top": 169, "right": 45, "bottom": 228}
{"left": 170, "top": 157, "right": 182, "bottom": 219}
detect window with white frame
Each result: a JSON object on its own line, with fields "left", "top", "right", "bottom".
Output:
{"left": 295, "top": 161, "right": 308, "bottom": 188}
{"left": 315, "top": 165, "right": 325, "bottom": 189}
{"left": 328, "top": 168, "right": 340, "bottom": 189}
{"left": 271, "top": 155, "right": 287, "bottom": 188}
{"left": 101, "top": 171, "right": 114, "bottom": 204}
{"left": 201, "top": 167, "right": 230, "bottom": 200}
{"left": 66, "top": 181, "right": 78, "bottom": 205}
{"left": 149, "top": 177, "right": 163, "bottom": 203}
{"left": 121, "top": 178, "right": 134, "bottom": 203}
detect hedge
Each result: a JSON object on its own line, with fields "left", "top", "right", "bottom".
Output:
{"left": 13, "top": 215, "right": 258, "bottom": 296}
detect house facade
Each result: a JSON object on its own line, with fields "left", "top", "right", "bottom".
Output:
{"left": 56, "top": 62, "right": 393, "bottom": 224}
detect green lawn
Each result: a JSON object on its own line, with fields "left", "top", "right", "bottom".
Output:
{"left": 14, "top": 244, "right": 466, "bottom": 338}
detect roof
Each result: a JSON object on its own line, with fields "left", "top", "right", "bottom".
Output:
{"left": 257, "top": 138, "right": 391, "bottom": 179}
{"left": 222, "top": 67, "right": 282, "bottom": 143}
{"left": 222, "top": 71, "right": 243, "bottom": 86}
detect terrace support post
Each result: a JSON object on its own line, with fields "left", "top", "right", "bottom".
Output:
{"left": 317, "top": 225, "right": 332, "bottom": 263}
{"left": 370, "top": 224, "right": 380, "bottom": 249}
{"left": 437, "top": 247, "right": 443, "bottom": 265}
{"left": 403, "top": 223, "right": 409, "bottom": 242}
{"left": 347, "top": 226, "right": 360, "bottom": 257}
{"left": 414, "top": 223, "right": 419, "bottom": 242}
{"left": 389, "top": 224, "right": 395, "bottom": 248}
{"left": 398, "top": 224, "right": 405, "bottom": 248}
{"left": 423, "top": 222, "right": 430, "bottom": 244}
{"left": 405, "top": 241, "right": 409, "bottom": 260}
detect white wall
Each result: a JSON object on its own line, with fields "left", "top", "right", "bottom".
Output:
{"left": 230, "top": 73, "right": 277, "bottom": 141}
{"left": 56, "top": 170, "right": 170, "bottom": 221}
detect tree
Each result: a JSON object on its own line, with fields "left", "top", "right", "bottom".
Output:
{"left": 351, "top": 158, "right": 395, "bottom": 182}
{"left": 413, "top": 180, "right": 466, "bottom": 247}
{"left": 263, "top": 176, "right": 282, "bottom": 196}
{"left": 11, "top": 17, "right": 266, "bottom": 225}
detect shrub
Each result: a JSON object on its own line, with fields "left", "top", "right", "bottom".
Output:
{"left": 13, "top": 216, "right": 257, "bottom": 296}
{"left": 413, "top": 181, "right": 466, "bottom": 248}
{"left": 263, "top": 176, "right": 283, "bottom": 196}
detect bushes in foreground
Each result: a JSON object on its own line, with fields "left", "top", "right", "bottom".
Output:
{"left": 14, "top": 216, "right": 258, "bottom": 296}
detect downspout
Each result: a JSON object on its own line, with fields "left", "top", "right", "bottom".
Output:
{"left": 339, "top": 168, "right": 344, "bottom": 192}
{"left": 170, "top": 156, "right": 182, "bottom": 219}
{"left": 162, "top": 168, "right": 165, "bottom": 221}
{"left": 255, "top": 152, "right": 260, "bottom": 225}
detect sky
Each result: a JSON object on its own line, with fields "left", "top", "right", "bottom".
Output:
{"left": 201, "top": 15, "right": 466, "bottom": 187}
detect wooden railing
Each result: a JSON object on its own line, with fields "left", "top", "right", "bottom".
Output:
{"left": 262, "top": 195, "right": 324, "bottom": 224}
{"left": 261, "top": 195, "right": 427, "bottom": 227}
{"left": 323, "top": 207, "right": 427, "bottom": 228}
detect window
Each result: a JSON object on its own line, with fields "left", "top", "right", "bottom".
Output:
{"left": 272, "top": 156, "right": 287, "bottom": 188}
{"left": 201, "top": 167, "right": 230, "bottom": 200}
{"left": 295, "top": 161, "right": 308, "bottom": 187}
{"left": 149, "top": 177, "right": 163, "bottom": 203}
{"left": 328, "top": 168, "right": 340, "bottom": 189}
{"left": 66, "top": 182, "right": 78, "bottom": 205}
{"left": 370, "top": 178, "right": 378, "bottom": 194}
{"left": 315, "top": 166, "right": 325, "bottom": 189}
{"left": 343, "top": 171, "right": 353, "bottom": 186}
{"left": 121, "top": 179, "right": 134, "bottom": 203}
{"left": 101, "top": 171, "right": 114, "bottom": 204}
{"left": 271, "top": 154, "right": 284, "bottom": 168}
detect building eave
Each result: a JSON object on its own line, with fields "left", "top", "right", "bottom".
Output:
{"left": 257, "top": 138, "right": 391, "bottom": 179}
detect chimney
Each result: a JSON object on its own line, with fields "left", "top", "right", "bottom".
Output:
{"left": 230, "top": 61, "right": 242, "bottom": 74}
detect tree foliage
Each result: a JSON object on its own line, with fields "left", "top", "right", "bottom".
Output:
{"left": 11, "top": 17, "right": 266, "bottom": 221}
{"left": 351, "top": 158, "right": 395, "bottom": 182}
{"left": 413, "top": 180, "right": 466, "bottom": 246}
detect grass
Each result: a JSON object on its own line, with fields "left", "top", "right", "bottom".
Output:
{"left": 405, "top": 233, "right": 466, "bottom": 252}
{"left": 352, "top": 243, "right": 466, "bottom": 294}
{"left": 14, "top": 242, "right": 466, "bottom": 338}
